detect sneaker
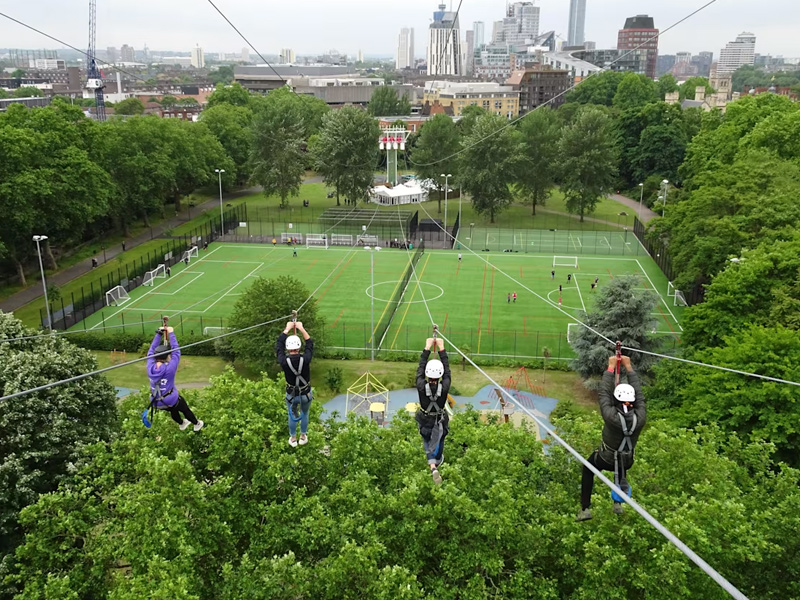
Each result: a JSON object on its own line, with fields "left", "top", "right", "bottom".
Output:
{"left": 193, "top": 420, "right": 204, "bottom": 432}
{"left": 576, "top": 509, "right": 593, "bottom": 522}
{"left": 431, "top": 468, "right": 443, "bottom": 485}
{"left": 179, "top": 419, "right": 191, "bottom": 431}
{"left": 613, "top": 502, "right": 624, "bottom": 515}
{"left": 298, "top": 434, "right": 308, "bottom": 446}
{"left": 288, "top": 436, "right": 298, "bottom": 448}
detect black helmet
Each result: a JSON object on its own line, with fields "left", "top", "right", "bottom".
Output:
{"left": 154, "top": 344, "right": 171, "bottom": 360}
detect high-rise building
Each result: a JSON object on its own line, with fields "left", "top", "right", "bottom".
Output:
{"left": 280, "top": 48, "right": 296, "bottom": 64}
{"left": 567, "top": 0, "right": 586, "bottom": 46}
{"left": 494, "top": 2, "right": 540, "bottom": 47}
{"left": 427, "top": 4, "right": 463, "bottom": 76}
{"left": 241, "top": 47, "right": 250, "bottom": 63}
{"left": 693, "top": 51, "right": 714, "bottom": 77}
{"left": 106, "top": 47, "right": 118, "bottom": 63}
{"left": 617, "top": 15, "right": 658, "bottom": 79}
{"left": 397, "top": 28, "right": 414, "bottom": 69}
{"left": 473, "top": 21, "right": 485, "bottom": 48}
{"left": 465, "top": 30, "right": 475, "bottom": 75}
{"left": 718, "top": 32, "right": 756, "bottom": 74}
{"left": 120, "top": 44, "right": 135, "bottom": 62}
{"left": 358, "top": 49, "right": 364, "bottom": 63}
{"left": 491, "top": 20, "right": 504, "bottom": 44}
{"left": 190, "top": 45, "right": 205, "bottom": 68}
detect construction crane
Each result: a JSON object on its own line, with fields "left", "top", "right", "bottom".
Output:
{"left": 85, "top": 0, "right": 106, "bottom": 121}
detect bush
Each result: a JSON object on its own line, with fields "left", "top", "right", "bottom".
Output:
{"left": 69, "top": 331, "right": 219, "bottom": 356}
{"left": 215, "top": 336, "right": 236, "bottom": 362}
{"left": 325, "top": 367, "right": 343, "bottom": 393}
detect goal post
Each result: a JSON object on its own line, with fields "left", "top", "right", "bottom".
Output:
{"left": 105, "top": 285, "right": 130, "bottom": 306}
{"left": 281, "top": 233, "right": 303, "bottom": 243}
{"left": 674, "top": 290, "right": 688, "bottom": 307}
{"left": 142, "top": 264, "right": 166, "bottom": 286}
{"left": 553, "top": 256, "right": 578, "bottom": 268}
{"left": 667, "top": 281, "right": 677, "bottom": 297}
{"left": 203, "top": 326, "right": 232, "bottom": 336}
{"left": 566, "top": 323, "right": 580, "bottom": 345}
{"left": 357, "top": 234, "right": 379, "bottom": 246}
{"left": 305, "top": 234, "right": 328, "bottom": 249}
{"left": 181, "top": 246, "right": 198, "bottom": 263}
{"left": 331, "top": 234, "right": 354, "bottom": 246}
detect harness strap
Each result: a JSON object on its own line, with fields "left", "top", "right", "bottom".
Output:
{"left": 617, "top": 412, "right": 638, "bottom": 453}
{"left": 423, "top": 381, "right": 444, "bottom": 415}
{"left": 286, "top": 357, "right": 309, "bottom": 393}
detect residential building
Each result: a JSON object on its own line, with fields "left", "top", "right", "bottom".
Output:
{"left": 464, "top": 30, "right": 475, "bottom": 75}
{"left": 358, "top": 49, "right": 364, "bottom": 63}
{"left": 376, "top": 113, "right": 461, "bottom": 133}
{"left": 190, "top": 46, "right": 205, "bottom": 69}
{"left": 473, "top": 21, "right": 485, "bottom": 47}
{"left": 427, "top": 4, "right": 463, "bottom": 76}
{"left": 693, "top": 51, "right": 714, "bottom": 77}
{"left": 280, "top": 48, "right": 296, "bottom": 64}
{"left": 567, "top": 0, "right": 586, "bottom": 46}
{"left": 657, "top": 55, "right": 676, "bottom": 77}
{"left": 120, "top": 44, "right": 135, "bottom": 62}
{"left": 106, "top": 47, "right": 118, "bottom": 63}
{"left": 495, "top": 2, "right": 540, "bottom": 46}
{"left": 718, "top": 32, "right": 756, "bottom": 74}
{"left": 473, "top": 45, "right": 515, "bottom": 80}
{"left": 506, "top": 66, "right": 570, "bottom": 113}
{"left": 541, "top": 51, "right": 601, "bottom": 83}
{"left": 423, "top": 81, "right": 519, "bottom": 119}
{"left": 397, "top": 28, "right": 414, "bottom": 69}
{"left": 617, "top": 15, "right": 658, "bottom": 79}
{"left": 241, "top": 47, "right": 250, "bottom": 63}
{"left": 0, "top": 96, "right": 52, "bottom": 111}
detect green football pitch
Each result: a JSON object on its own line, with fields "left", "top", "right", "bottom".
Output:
{"left": 75, "top": 239, "right": 684, "bottom": 361}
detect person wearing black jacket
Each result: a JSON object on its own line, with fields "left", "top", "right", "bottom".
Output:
{"left": 415, "top": 337, "right": 451, "bottom": 484}
{"left": 276, "top": 321, "right": 314, "bottom": 448}
{"left": 577, "top": 354, "right": 646, "bottom": 521}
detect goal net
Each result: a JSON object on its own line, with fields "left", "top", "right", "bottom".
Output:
{"left": 331, "top": 234, "right": 354, "bottom": 246}
{"left": 553, "top": 256, "right": 578, "bottom": 268}
{"left": 667, "top": 281, "right": 677, "bottom": 297}
{"left": 281, "top": 233, "right": 303, "bottom": 243}
{"left": 306, "top": 234, "right": 328, "bottom": 249}
{"left": 142, "top": 264, "right": 166, "bottom": 286}
{"left": 105, "top": 285, "right": 130, "bottom": 306}
{"left": 203, "top": 326, "right": 232, "bottom": 336}
{"left": 674, "top": 290, "right": 688, "bottom": 307}
{"left": 182, "top": 246, "right": 198, "bottom": 263}
{"left": 357, "top": 234, "right": 379, "bottom": 246}
{"left": 566, "top": 322, "right": 580, "bottom": 345}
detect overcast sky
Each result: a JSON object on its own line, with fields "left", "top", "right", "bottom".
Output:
{"left": 3, "top": 0, "right": 799, "bottom": 59}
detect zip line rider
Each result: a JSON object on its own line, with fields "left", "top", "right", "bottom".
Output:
{"left": 577, "top": 352, "right": 646, "bottom": 521}
{"left": 145, "top": 322, "right": 203, "bottom": 431}
{"left": 415, "top": 330, "right": 451, "bottom": 485}
{"left": 277, "top": 316, "right": 314, "bottom": 448}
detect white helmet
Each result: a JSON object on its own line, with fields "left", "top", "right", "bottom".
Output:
{"left": 614, "top": 383, "right": 636, "bottom": 403}
{"left": 425, "top": 359, "right": 444, "bottom": 379}
{"left": 285, "top": 335, "right": 302, "bottom": 350}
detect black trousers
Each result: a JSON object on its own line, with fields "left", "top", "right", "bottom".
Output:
{"left": 166, "top": 395, "right": 198, "bottom": 425}
{"left": 581, "top": 450, "right": 633, "bottom": 510}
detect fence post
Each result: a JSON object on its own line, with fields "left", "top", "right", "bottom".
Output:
{"left": 535, "top": 331, "right": 539, "bottom": 357}
{"left": 514, "top": 331, "right": 516, "bottom": 361}
{"left": 364, "top": 323, "right": 367, "bottom": 358}
{"left": 180, "top": 315, "right": 184, "bottom": 336}
{"left": 200, "top": 316, "right": 204, "bottom": 333}
{"left": 101, "top": 312, "right": 106, "bottom": 333}
{"left": 343, "top": 322, "right": 346, "bottom": 350}
{"left": 121, "top": 312, "right": 125, "bottom": 333}
{"left": 141, "top": 314, "right": 145, "bottom": 334}
{"left": 557, "top": 333, "right": 562, "bottom": 359}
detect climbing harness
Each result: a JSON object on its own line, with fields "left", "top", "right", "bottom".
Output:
{"left": 143, "top": 317, "right": 171, "bottom": 428}
{"left": 611, "top": 342, "right": 635, "bottom": 504}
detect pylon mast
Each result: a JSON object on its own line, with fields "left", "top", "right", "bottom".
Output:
{"left": 86, "top": 0, "right": 106, "bottom": 121}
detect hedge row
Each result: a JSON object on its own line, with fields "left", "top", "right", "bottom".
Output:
{"left": 68, "top": 331, "right": 218, "bottom": 357}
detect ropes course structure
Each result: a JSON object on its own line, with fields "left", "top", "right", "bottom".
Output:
{"left": 393, "top": 206, "right": 750, "bottom": 600}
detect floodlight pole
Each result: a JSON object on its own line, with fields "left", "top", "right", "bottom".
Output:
{"left": 215, "top": 169, "right": 225, "bottom": 237}
{"left": 638, "top": 182, "right": 644, "bottom": 222}
{"left": 441, "top": 173, "right": 451, "bottom": 241}
{"left": 660, "top": 179, "right": 669, "bottom": 218}
{"left": 33, "top": 235, "right": 52, "bottom": 331}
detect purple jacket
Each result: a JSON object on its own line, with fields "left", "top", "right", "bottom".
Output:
{"left": 147, "top": 332, "right": 181, "bottom": 408}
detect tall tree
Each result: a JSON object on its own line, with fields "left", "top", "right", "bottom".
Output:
{"left": 613, "top": 72, "right": 658, "bottom": 110}
{"left": 312, "top": 107, "right": 380, "bottom": 206}
{"left": 367, "top": 86, "right": 411, "bottom": 116}
{"left": 206, "top": 82, "right": 251, "bottom": 108}
{"left": 250, "top": 92, "right": 307, "bottom": 208}
{"left": 656, "top": 73, "right": 679, "bottom": 99}
{"left": 113, "top": 97, "right": 145, "bottom": 115}
{"left": 558, "top": 107, "right": 618, "bottom": 221}
{"left": 515, "top": 109, "right": 561, "bottom": 215}
{"left": 459, "top": 113, "right": 522, "bottom": 223}
{"left": 201, "top": 103, "right": 255, "bottom": 184}
{"left": 569, "top": 274, "right": 659, "bottom": 378}
{"left": 679, "top": 76, "right": 715, "bottom": 100}
{"left": 411, "top": 114, "right": 461, "bottom": 214}
{"left": 565, "top": 70, "right": 625, "bottom": 106}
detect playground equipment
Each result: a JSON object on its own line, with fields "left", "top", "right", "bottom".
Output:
{"left": 346, "top": 372, "right": 390, "bottom": 425}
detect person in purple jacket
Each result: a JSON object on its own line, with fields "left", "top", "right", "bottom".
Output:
{"left": 146, "top": 326, "right": 203, "bottom": 431}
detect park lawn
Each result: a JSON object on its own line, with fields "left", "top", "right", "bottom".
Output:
{"left": 92, "top": 351, "right": 232, "bottom": 389}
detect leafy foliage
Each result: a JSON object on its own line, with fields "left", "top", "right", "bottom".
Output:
{"left": 515, "top": 109, "right": 561, "bottom": 215}
{"left": 612, "top": 72, "right": 658, "bottom": 110}
{"left": 367, "top": 86, "right": 411, "bottom": 116}
{"left": 564, "top": 71, "right": 625, "bottom": 106}
{"left": 112, "top": 98, "right": 145, "bottom": 115}
{"left": 410, "top": 114, "right": 461, "bottom": 213}
{"left": 206, "top": 82, "right": 252, "bottom": 109}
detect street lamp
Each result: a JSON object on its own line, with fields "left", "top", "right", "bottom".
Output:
{"left": 660, "top": 179, "right": 669, "bottom": 218}
{"left": 215, "top": 169, "right": 225, "bottom": 237}
{"left": 441, "top": 174, "right": 452, "bottom": 240}
{"left": 32, "top": 235, "right": 52, "bottom": 331}
{"left": 470, "top": 222, "right": 475, "bottom": 241}
{"left": 364, "top": 245, "right": 381, "bottom": 361}
{"left": 638, "top": 182, "right": 644, "bottom": 222}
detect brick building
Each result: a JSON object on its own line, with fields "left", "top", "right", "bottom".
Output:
{"left": 506, "top": 66, "right": 569, "bottom": 113}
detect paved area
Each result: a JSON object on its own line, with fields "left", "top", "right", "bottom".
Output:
{"left": 609, "top": 193, "right": 658, "bottom": 223}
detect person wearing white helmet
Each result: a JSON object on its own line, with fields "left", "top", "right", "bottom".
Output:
{"left": 577, "top": 353, "right": 646, "bottom": 521}
{"left": 415, "top": 336, "right": 452, "bottom": 484}
{"left": 277, "top": 320, "right": 314, "bottom": 448}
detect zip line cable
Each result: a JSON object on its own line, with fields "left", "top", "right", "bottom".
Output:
{"left": 395, "top": 210, "right": 749, "bottom": 600}
{"left": 408, "top": 0, "right": 719, "bottom": 168}
{"left": 413, "top": 200, "right": 800, "bottom": 388}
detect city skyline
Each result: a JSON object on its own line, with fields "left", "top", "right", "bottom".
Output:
{"left": 2, "top": 0, "right": 798, "bottom": 60}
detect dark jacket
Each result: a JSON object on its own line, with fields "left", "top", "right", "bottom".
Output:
{"left": 415, "top": 349, "right": 451, "bottom": 412}
{"left": 598, "top": 369, "right": 646, "bottom": 461}
{"left": 147, "top": 332, "right": 180, "bottom": 408}
{"left": 277, "top": 332, "right": 314, "bottom": 395}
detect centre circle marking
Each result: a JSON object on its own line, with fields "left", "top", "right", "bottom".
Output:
{"left": 366, "top": 281, "right": 444, "bottom": 304}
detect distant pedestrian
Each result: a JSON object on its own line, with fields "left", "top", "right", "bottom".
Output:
{"left": 567, "top": 273, "right": 572, "bottom": 282}
{"left": 595, "top": 276, "right": 599, "bottom": 284}
{"left": 558, "top": 295, "right": 562, "bottom": 306}
{"left": 293, "top": 248, "right": 298, "bottom": 258}
{"left": 512, "top": 292, "right": 517, "bottom": 303}
{"left": 122, "top": 241, "right": 126, "bottom": 252}
{"left": 507, "top": 293, "right": 511, "bottom": 304}
{"left": 272, "top": 238, "right": 277, "bottom": 247}
{"left": 184, "top": 256, "right": 189, "bottom": 266}
{"left": 458, "top": 253, "right": 462, "bottom": 263}
{"left": 166, "top": 266, "right": 172, "bottom": 277}
{"left": 591, "top": 282, "right": 596, "bottom": 292}
{"left": 551, "top": 270, "right": 555, "bottom": 280}
{"left": 559, "top": 284, "right": 562, "bottom": 292}
{"left": 91, "top": 258, "right": 98, "bottom": 269}
{"left": 203, "top": 241, "right": 208, "bottom": 251}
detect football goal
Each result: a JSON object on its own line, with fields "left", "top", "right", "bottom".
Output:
{"left": 667, "top": 281, "right": 677, "bottom": 297}
{"left": 105, "top": 285, "right": 130, "bottom": 307}
{"left": 203, "top": 326, "right": 232, "bottom": 336}
{"left": 306, "top": 234, "right": 328, "bottom": 249}
{"left": 142, "top": 264, "right": 166, "bottom": 286}
{"left": 182, "top": 246, "right": 199, "bottom": 263}
{"left": 357, "top": 234, "right": 379, "bottom": 246}
{"left": 281, "top": 233, "right": 303, "bottom": 243}
{"left": 674, "top": 290, "right": 688, "bottom": 307}
{"left": 331, "top": 234, "right": 354, "bottom": 246}
{"left": 553, "top": 256, "right": 578, "bottom": 268}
